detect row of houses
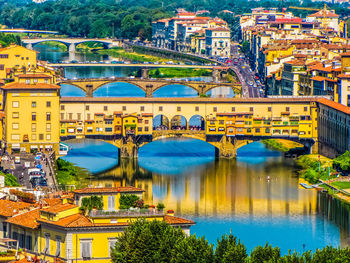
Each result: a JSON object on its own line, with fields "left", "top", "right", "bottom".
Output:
{"left": 241, "top": 7, "right": 350, "bottom": 106}
{"left": 152, "top": 11, "right": 231, "bottom": 58}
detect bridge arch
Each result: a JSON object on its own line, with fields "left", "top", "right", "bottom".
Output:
{"left": 189, "top": 115, "right": 205, "bottom": 130}
{"left": 205, "top": 85, "right": 241, "bottom": 96}
{"left": 170, "top": 115, "right": 187, "bottom": 130}
{"left": 93, "top": 81, "right": 147, "bottom": 93}
{"left": 153, "top": 84, "right": 198, "bottom": 97}
{"left": 60, "top": 84, "right": 86, "bottom": 97}
{"left": 93, "top": 83, "right": 146, "bottom": 97}
{"left": 28, "top": 39, "right": 71, "bottom": 50}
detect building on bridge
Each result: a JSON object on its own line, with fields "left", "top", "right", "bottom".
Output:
{"left": 59, "top": 97, "right": 319, "bottom": 158}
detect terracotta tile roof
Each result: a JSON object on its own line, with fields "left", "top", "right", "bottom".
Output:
{"left": 40, "top": 198, "right": 62, "bottom": 207}
{"left": 73, "top": 186, "right": 145, "bottom": 195}
{"left": 40, "top": 203, "right": 77, "bottom": 215}
{"left": 141, "top": 113, "right": 153, "bottom": 117}
{"left": 206, "top": 27, "right": 230, "bottom": 32}
{"left": 164, "top": 215, "right": 195, "bottom": 225}
{"left": 338, "top": 73, "right": 350, "bottom": 79}
{"left": 308, "top": 9, "right": 339, "bottom": 18}
{"left": 6, "top": 208, "right": 40, "bottom": 229}
{"left": 311, "top": 76, "right": 336, "bottom": 82}
{"left": 2, "top": 83, "right": 60, "bottom": 90}
{"left": 341, "top": 52, "right": 350, "bottom": 57}
{"left": 17, "top": 74, "right": 52, "bottom": 78}
{"left": 0, "top": 200, "right": 33, "bottom": 218}
{"left": 38, "top": 213, "right": 93, "bottom": 228}
{"left": 317, "top": 98, "right": 350, "bottom": 114}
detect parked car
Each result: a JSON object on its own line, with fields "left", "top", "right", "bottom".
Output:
{"left": 14, "top": 156, "right": 21, "bottom": 164}
{"left": 30, "top": 177, "right": 47, "bottom": 187}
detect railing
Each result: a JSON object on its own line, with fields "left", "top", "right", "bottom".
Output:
{"left": 89, "top": 209, "right": 165, "bottom": 218}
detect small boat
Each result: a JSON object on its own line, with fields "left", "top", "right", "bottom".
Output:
{"left": 300, "top": 183, "right": 313, "bottom": 189}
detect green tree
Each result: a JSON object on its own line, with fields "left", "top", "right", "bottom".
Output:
{"left": 249, "top": 243, "right": 281, "bottom": 263}
{"left": 3, "top": 172, "right": 20, "bottom": 187}
{"left": 119, "top": 194, "right": 140, "bottom": 209}
{"left": 215, "top": 233, "right": 247, "bottom": 263}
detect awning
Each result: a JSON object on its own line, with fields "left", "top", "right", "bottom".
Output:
{"left": 30, "top": 145, "right": 38, "bottom": 149}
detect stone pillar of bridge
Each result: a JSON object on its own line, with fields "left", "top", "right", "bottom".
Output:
{"left": 69, "top": 43, "right": 76, "bottom": 52}
{"left": 212, "top": 68, "right": 220, "bottom": 82}
{"left": 141, "top": 68, "right": 149, "bottom": 79}
{"left": 85, "top": 85, "right": 94, "bottom": 97}
{"left": 215, "top": 136, "right": 236, "bottom": 158}
{"left": 145, "top": 87, "right": 153, "bottom": 98}
{"left": 26, "top": 43, "right": 33, "bottom": 50}
{"left": 119, "top": 136, "right": 139, "bottom": 159}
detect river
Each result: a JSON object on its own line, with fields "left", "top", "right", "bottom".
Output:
{"left": 36, "top": 44, "right": 350, "bottom": 253}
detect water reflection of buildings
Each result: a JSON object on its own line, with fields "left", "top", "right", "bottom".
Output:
{"left": 92, "top": 159, "right": 318, "bottom": 218}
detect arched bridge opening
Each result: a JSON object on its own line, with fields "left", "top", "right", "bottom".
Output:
{"left": 93, "top": 82, "right": 146, "bottom": 97}
{"left": 153, "top": 84, "right": 198, "bottom": 98}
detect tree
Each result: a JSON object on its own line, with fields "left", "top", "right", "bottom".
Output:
{"left": 215, "top": 233, "right": 247, "bottom": 263}
{"left": 249, "top": 243, "right": 281, "bottom": 263}
{"left": 81, "top": 195, "right": 103, "bottom": 212}
{"left": 119, "top": 194, "right": 140, "bottom": 209}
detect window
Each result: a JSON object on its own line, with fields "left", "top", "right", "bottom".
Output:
{"left": 46, "top": 112, "right": 51, "bottom": 121}
{"left": 219, "top": 120, "right": 224, "bottom": 125}
{"left": 44, "top": 79, "right": 49, "bottom": 84}
{"left": 32, "top": 134, "right": 36, "bottom": 140}
{"left": 12, "top": 101, "right": 19, "bottom": 108}
{"left": 12, "top": 112, "right": 19, "bottom": 118}
{"left": 46, "top": 101, "right": 51, "bottom": 107}
{"left": 39, "top": 134, "right": 44, "bottom": 140}
{"left": 195, "top": 106, "right": 199, "bottom": 111}
{"left": 105, "top": 127, "right": 113, "bottom": 132}
{"left": 177, "top": 106, "right": 181, "bottom": 112}
{"left": 80, "top": 240, "right": 92, "bottom": 259}
{"left": 145, "top": 127, "right": 149, "bottom": 132}
{"left": 138, "top": 127, "right": 142, "bottom": 132}
{"left": 32, "top": 113, "right": 36, "bottom": 121}
{"left": 145, "top": 120, "right": 149, "bottom": 124}
{"left": 11, "top": 134, "right": 20, "bottom": 141}
{"left": 44, "top": 233, "right": 50, "bottom": 254}
{"left": 26, "top": 79, "right": 31, "bottom": 84}
{"left": 0, "top": 54, "right": 8, "bottom": 59}
{"left": 61, "top": 105, "right": 65, "bottom": 110}
{"left": 232, "top": 107, "right": 235, "bottom": 112}
{"left": 55, "top": 236, "right": 61, "bottom": 257}
{"left": 108, "top": 196, "right": 115, "bottom": 211}
{"left": 26, "top": 235, "right": 32, "bottom": 251}
{"left": 213, "top": 107, "right": 217, "bottom": 112}
{"left": 108, "top": 239, "right": 117, "bottom": 257}
{"left": 268, "top": 107, "right": 272, "bottom": 112}
{"left": 140, "top": 106, "right": 144, "bottom": 111}
{"left": 159, "top": 106, "right": 163, "bottom": 111}
{"left": 68, "top": 113, "right": 72, "bottom": 120}
{"left": 86, "top": 105, "right": 90, "bottom": 111}
{"left": 46, "top": 123, "right": 51, "bottom": 132}
{"left": 87, "top": 113, "right": 91, "bottom": 120}
{"left": 33, "top": 79, "right": 38, "bottom": 83}
{"left": 286, "top": 107, "right": 290, "bottom": 112}
{"left": 104, "top": 106, "right": 108, "bottom": 111}
{"left": 12, "top": 123, "right": 19, "bottom": 130}
{"left": 46, "top": 134, "right": 51, "bottom": 141}
{"left": 304, "top": 106, "right": 308, "bottom": 112}
{"left": 122, "top": 106, "right": 126, "bottom": 111}
{"left": 60, "top": 113, "right": 64, "bottom": 120}
{"left": 250, "top": 107, "right": 253, "bottom": 112}
{"left": 0, "top": 64, "right": 4, "bottom": 70}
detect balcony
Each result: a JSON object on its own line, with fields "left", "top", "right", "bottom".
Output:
{"left": 89, "top": 209, "right": 165, "bottom": 218}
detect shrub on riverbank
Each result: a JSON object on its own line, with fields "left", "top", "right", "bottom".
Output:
{"left": 333, "top": 151, "right": 350, "bottom": 173}
{"left": 55, "top": 158, "right": 78, "bottom": 186}
{"left": 111, "top": 219, "right": 350, "bottom": 263}
{"left": 261, "top": 139, "right": 289, "bottom": 152}
{"left": 149, "top": 68, "right": 212, "bottom": 78}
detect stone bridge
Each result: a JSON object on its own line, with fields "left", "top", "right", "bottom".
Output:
{"left": 22, "top": 38, "right": 122, "bottom": 52}
{"left": 79, "top": 131, "right": 316, "bottom": 159}
{"left": 58, "top": 77, "right": 242, "bottom": 97}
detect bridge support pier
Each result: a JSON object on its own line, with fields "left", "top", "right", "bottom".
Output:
{"left": 26, "top": 43, "right": 33, "bottom": 50}
{"left": 142, "top": 68, "right": 149, "bottom": 79}
{"left": 85, "top": 85, "right": 94, "bottom": 97}
{"left": 212, "top": 68, "right": 219, "bottom": 82}
{"left": 119, "top": 136, "right": 139, "bottom": 159}
{"left": 69, "top": 43, "right": 76, "bottom": 52}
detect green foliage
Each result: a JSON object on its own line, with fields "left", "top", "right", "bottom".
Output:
{"left": 111, "top": 220, "right": 350, "bottom": 263}
{"left": 149, "top": 68, "right": 212, "bottom": 79}
{"left": 2, "top": 171, "right": 20, "bottom": 187}
{"left": 55, "top": 158, "right": 78, "bottom": 185}
{"left": 215, "top": 233, "right": 247, "bottom": 263}
{"left": 249, "top": 243, "right": 281, "bottom": 263}
{"left": 241, "top": 41, "right": 250, "bottom": 55}
{"left": 119, "top": 194, "right": 140, "bottom": 209}
{"left": 81, "top": 195, "right": 103, "bottom": 212}
{"left": 333, "top": 151, "right": 350, "bottom": 171}
{"left": 0, "top": 33, "right": 20, "bottom": 47}
{"left": 261, "top": 139, "right": 288, "bottom": 152}
{"left": 331, "top": 181, "right": 350, "bottom": 190}
{"left": 156, "top": 202, "right": 165, "bottom": 211}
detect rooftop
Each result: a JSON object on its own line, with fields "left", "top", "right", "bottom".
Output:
{"left": 17, "top": 74, "right": 52, "bottom": 78}
{"left": 40, "top": 203, "right": 77, "bottom": 215}
{"left": 6, "top": 208, "right": 40, "bottom": 229}
{"left": 0, "top": 200, "right": 34, "bottom": 218}
{"left": 318, "top": 98, "right": 350, "bottom": 114}
{"left": 2, "top": 83, "right": 60, "bottom": 90}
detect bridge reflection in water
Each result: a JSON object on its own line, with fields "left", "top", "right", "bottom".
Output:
{"left": 62, "top": 139, "right": 350, "bottom": 251}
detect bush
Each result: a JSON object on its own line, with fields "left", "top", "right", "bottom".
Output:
{"left": 2, "top": 172, "right": 20, "bottom": 187}
{"left": 81, "top": 195, "right": 103, "bottom": 212}
{"left": 333, "top": 151, "right": 350, "bottom": 172}
{"left": 156, "top": 202, "right": 165, "bottom": 211}
{"left": 119, "top": 194, "right": 140, "bottom": 209}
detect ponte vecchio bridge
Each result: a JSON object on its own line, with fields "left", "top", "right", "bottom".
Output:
{"left": 59, "top": 97, "right": 319, "bottom": 158}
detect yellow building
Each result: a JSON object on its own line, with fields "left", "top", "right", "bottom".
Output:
{"left": 1, "top": 81, "right": 60, "bottom": 153}
{"left": 4, "top": 187, "right": 195, "bottom": 263}
{"left": 0, "top": 45, "right": 37, "bottom": 79}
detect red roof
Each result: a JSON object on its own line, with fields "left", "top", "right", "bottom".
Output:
{"left": 17, "top": 74, "right": 52, "bottom": 78}
{"left": 0, "top": 200, "right": 34, "bottom": 218}
{"left": 2, "top": 83, "right": 60, "bottom": 90}
{"left": 318, "top": 98, "right": 350, "bottom": 114}
{"left": 308, "top": 9, "right": 339, "bottom": 18}
{"left": 6, "top": 208, "right": 40, "bottom": 229}
{"left": 40, "top": 203, "right": 77, "bottom": 215}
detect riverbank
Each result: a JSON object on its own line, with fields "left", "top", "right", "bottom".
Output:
{"left": 98, "top": 47, "right": 181, "bottom": 63}
{"left": 296, "top": 152, "right": 350, "bottom": 205}
{"left": 149, "top": 68, "right": 212, "bottom": 78}
{"left": 55, "top": 158, "right": 90, "bottom": 189}
{"left": 261, "top": 139, "right": 303, "bottom": 152}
